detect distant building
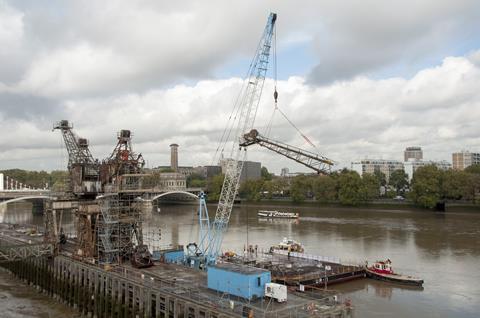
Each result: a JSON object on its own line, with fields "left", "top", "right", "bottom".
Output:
{"left": 170, "top": 144, "right": 179, "bottom": 171}
{"left": 220, "top": 159, "right": 261, "bottom": 182}
{"left": 452, "top": 151, "right": 480, "bottom": 170}
{"left": 280, "top": 167, "right": 289, "bottom": 177}
{"left": 351, "top": 159, "right": 403, "bottom": 183}
{"left": 156, "top": 172, "right": 186, "bottom": 191}
{"left": 404, "top": 147, "right": 423, "bottom": 162}
{"left": 403, "top": 159, "right": 452, "bottom": 181}
{"left": 198, "top": 165, "right": 222, "bottom": 179}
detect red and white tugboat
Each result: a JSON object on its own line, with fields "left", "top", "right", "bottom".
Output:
{"left": 366, "top": 259, "right": 423, "bottom": 286}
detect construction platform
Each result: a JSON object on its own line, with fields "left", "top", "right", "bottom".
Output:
{"left": 222, "top": 249, "right": 366, "bottom": 288}
{"left": 0, "top": 223, "right": 354, "bottom": 318}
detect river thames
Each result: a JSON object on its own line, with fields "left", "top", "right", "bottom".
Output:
{"left": 1, "top": 202, "right": 479, "bottom": 318}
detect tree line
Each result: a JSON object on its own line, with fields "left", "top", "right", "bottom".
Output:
{"left": 0, "top": 169, "right": 68, "bottom": 191}
{"left": 221, "top": 164, "right": 480, "bottom": 208}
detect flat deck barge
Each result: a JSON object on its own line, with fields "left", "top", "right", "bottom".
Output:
{"left": 223, "top": 249, "right": 366, "bottom": 288}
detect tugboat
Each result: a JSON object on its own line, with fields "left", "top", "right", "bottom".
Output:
{"left": 366, "top": 259, "right": 423, "bottom": 286}
{"left": 258, "top": 210, "right": 299, "bottom": 219}
{"left": 131, "top": 245, "right": 154, "bottom": 268}
{"left": 270, "top": 237, "right": 304, "bottom": 253}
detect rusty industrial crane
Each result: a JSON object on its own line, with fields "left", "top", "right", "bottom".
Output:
{"left": 53, "top": 120, "right": 101, "bottom": 198}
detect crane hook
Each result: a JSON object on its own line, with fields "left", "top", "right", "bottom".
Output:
{"left": 273, "top": 89, "right": 278, "bottom": 105}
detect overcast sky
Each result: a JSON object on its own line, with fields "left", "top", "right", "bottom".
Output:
{"left": 1, "top": 0, "right": 480, "bottom": 174}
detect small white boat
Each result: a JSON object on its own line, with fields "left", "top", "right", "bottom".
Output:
{"left": 258, "top": 210, "right": 299, "bottom": 219}
{"left": 270, "top": 237, "right": 304, "bottom": 253}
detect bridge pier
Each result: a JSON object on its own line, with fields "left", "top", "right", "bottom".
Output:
{"left": 31, "top": 199, "right": 45, "bottom": 214}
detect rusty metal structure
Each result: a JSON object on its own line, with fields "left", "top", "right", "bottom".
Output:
{"left": 96, "top": 129, "right": 147, "bottom": 265}
{"left": 53, "top": 122, "right": 147, "bottom": 265}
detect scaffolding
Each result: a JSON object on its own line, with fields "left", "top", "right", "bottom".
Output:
{"left": 96, "top": 130, "right": 146, "bottom": 265}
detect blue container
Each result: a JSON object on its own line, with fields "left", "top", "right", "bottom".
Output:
{"left": 152, "top": 247, "right": 184, "bottom": 264}
{"left": 207, "top": 263, "right": 271, "bottom": 300}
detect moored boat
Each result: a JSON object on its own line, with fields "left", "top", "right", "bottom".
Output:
{"left": 366, "top": 259, "right": 423, "bottom": 286}
{"left": 270, "top": 237, "right": 304, "bottom": 253}
{"left": 258, "top": 210, "right": 299, "bottom": 219}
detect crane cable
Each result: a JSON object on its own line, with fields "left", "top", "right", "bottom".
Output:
{"left": 264, "top": 27, "right": 317, "bottom": 149}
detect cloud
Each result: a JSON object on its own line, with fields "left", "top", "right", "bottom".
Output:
{"left": 0, "top": 1, "right": 479, "bottom": 173}
{"left": 1, "top": 52, "right": 479, "bottom": 174}
{"left": 1, "top": 0, "right": 479, "bottom": 97}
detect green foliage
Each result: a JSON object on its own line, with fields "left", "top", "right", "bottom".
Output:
{"left": 374, "top": 170, "right": 387, "bottom": 187}
{"left": 0, "top": 169, "right": 67, "bottom": 189}
{"left": 261, "top": 166, "right": 272, "bottom": 181}
{"left": 441, "top": 170, "right": 471, "bottom": 200}
{"left": 410, "top": 165, "right": 442, "bottom": 208}
{"left": 313, "top": 175, "right": 337, "bottom": 202}
{"left": 389, "top": 169, "right": 409, "bottom": 194}
{"left": 362, "top": 173, "right": 380, "bottom": 200}
{"left": 290, "top": 175, "right": 313, "bottom": 203}
{"left": 239, "top": 179, "right": 264, "bottom": 201}
{"left": 464, "top": 164, "right": 480, "bottom": 174}
{"left": 337, "top": 170, "right": 364, "bottom": 205}
{"left": 186, "top": 173, "right": 206, "bottom": 188}
{"left": 206, "top": 174, "right": 224, "bottom": 201}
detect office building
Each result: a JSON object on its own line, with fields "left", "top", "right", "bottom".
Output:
{"left": 452, "top": 151, "right": 480, "bottom": 170}
{"left": 351, "top": 159, "right": 403, "bottom": 183}
{"left": 404, "top": 147, "right": 423, "bottom": 162}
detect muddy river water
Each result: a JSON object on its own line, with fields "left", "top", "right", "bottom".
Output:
{"left": 1, "top": 202, "right": 479, "bottom": 318}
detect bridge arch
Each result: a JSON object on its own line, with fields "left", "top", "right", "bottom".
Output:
{"left": 150, "top": 191, "right": 199, "bottom": 201}
{"left": 0, "top": 195, "right": 52, "bottom": 206}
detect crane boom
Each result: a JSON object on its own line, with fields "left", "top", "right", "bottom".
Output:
{"left": 240, "top": 129, "right": 334, "bottom": 174}
{"left": 204, "top": 13, "right": 277, "bottom": 261}
{"left": 53, "top": 120, "right": 95, "bottom": 168}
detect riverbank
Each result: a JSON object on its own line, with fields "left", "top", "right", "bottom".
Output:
{"left": 223, "top": 198, "right": 480, "bottom": 213}
{"left": 0, "top": 268, "right": 79, "bottom": 318}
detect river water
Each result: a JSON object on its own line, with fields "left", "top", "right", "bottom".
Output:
{"left": 1, "top": 202, "right": 479, "bottom": 318}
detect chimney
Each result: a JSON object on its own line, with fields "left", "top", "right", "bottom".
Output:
{"left": 170, "top": 144, "right": 179, "bottom": 171}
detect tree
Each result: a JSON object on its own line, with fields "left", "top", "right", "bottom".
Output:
{"left": 239, "top": 179, "right": 264, "bottom": 201}
{"left": 313, "top": 175, "right": 337, "bottom": 202}
{"left": 465, "top": 164, "right": 480, "bottom": 174}
{"left": 186, "top": 173, "right": 206, "bottom": 188}
{"left": 374, "top": 170, "right": 387, "bottom": 187}
{"left": 290, "top": 175, "right": 313, "bottom": 203}
{"left": 362, "top": 173, "right": 380, "bottom": 201}
{"left": 389, "top": 169, "right": 409, "bottom": 194}
{"left": 441, "top": 170, "right": 472, "bottom": 200}
{"left": 206, "top": 174, "right": 224, "bottom": 201}
{"left": 261, "top": 166, "right": 272, "bottom": 181}
{"left": 337, "top": 170, "right": 364, "bottom": 205}
{"left": 409, "top": 165, "right": 442, "bottom": 208}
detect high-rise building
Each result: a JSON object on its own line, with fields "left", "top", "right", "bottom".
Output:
{"left": 452, "top": 151, "right": 480, "bottom": 170}
{"left": 280, "top": 167, "right": 289, "bottom": 177}
{"left": 351, "top": 159, "right": 404, "bottom": 182}
{"left": 170, "top": 143, "right": 179, "bottom": 171}
{"left": 404, "top": 147, "right": 423, "bottom": 162}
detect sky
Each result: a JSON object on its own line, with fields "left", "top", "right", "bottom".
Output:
{"left": 1, "top": 0, "right": 480, "bottom": 174}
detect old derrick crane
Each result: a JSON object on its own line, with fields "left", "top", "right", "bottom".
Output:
{"left": 52, "top": 120, "right": 102, "bottom": 259}
{"left": 190, "top": 13, "right": 334, "bottom": 267}
{"left": 53, "top": 120, "right": 101, "bottom": 198}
